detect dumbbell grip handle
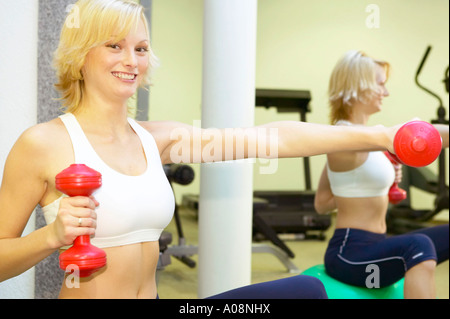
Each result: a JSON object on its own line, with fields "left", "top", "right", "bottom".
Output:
{"left": 74, "top": 235, "right": 91, "bottom": 246}
{"left": 384, "top": 152, "right": 407, "bottom": 204}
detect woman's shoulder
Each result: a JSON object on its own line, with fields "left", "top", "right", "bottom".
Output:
{"left": 18, "top": 118, "right": 68, "bottom": 148}
{"left": 5, "top": 117, "right": 73, "bottom": 183}
{"left": 10, "top": 118, "right": 72, "bottom": 166}
{"left": 328, "top": 150, "right": 369, "bottom": 172}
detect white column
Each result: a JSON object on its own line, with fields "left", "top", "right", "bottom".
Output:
{"left": 0, "top": 0, "right": 38, "bottom": 298}
{"left": 198, "top": 0, "right": 257, "bottom": 298}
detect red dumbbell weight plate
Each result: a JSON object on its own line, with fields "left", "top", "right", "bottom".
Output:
{"left": 55, "top": 164, "right": 102, "bottom": 196}
{"left": 59, "top": 236, "right": 107, "bottom": 277}
{"left": 388, "top": 184, "right": 407, "bottom": 204}
{"left": 394, "top": 121, "right": 442, "bottom": 167}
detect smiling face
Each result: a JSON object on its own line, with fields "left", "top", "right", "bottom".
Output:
{"left": 82, "top": 19, "right": 150, "bottom": 103}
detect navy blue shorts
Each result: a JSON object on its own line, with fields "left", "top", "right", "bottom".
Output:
{"left": 324, "top": 224, "right": 449, "bottom": 287}
{"left": 207, "top": 275, "right": 328, "bottom": 299}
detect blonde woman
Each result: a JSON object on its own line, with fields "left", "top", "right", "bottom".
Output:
{"left": 314, "top": 50, "right": 449, "bottom": 299}
{"left": 1, "top": 1, "right": 406, "bottom": 299}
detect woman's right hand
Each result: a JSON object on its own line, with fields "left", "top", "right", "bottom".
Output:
{"left": 49, "top": 196, "right": 99, "bottom": 248}
{"left": 384, "top": 118, "right": 422, "bottom": 154}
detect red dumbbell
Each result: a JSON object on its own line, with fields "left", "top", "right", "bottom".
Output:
{"left": 384, "top": 151, "right": 407, "bottom": 204}
{"left": 55, "top": 164, "right": 106, "bottom": 277}
{"left": 388, "top": 121, "right": 442, "bottom": 168}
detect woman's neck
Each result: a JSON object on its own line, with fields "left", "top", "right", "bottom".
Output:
{"left": 348, "top": 106, "right": 370, "bottom": 125}
{"left": 73, "top": 94, "right": 131, "bottom": 136}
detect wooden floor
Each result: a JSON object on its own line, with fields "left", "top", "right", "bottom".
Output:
{"left": 156, "top": 206, "right": 449, "bottom": 299}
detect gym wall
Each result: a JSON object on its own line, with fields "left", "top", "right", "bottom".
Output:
{"left": 0, "top": 0, "right": 38, "bottom": 299}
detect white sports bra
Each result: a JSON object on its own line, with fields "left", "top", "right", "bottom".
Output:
{"left": 326, "top": 120, "right": 395, "bottom": 198}
{"left": 41, "top": 113, "right": 175, "bottom": 248}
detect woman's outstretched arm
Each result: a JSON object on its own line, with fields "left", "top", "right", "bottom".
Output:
{"left": 152, "top": 120, "right": 395, "bottom": 164}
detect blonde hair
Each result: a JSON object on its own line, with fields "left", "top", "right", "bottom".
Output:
{"left": 53, "top": 0, "right": 158, "bottom": 113}
{"left": 328, "top": 50, "right": 390, "bottom": 124}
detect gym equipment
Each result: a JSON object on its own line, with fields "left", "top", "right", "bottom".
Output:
{"left": 384, "top": 151, "right": 407, "bottom": 204}
{"left": 389, "top": 120, "right": 442, "bottom": 168}
{"left": 253, "top": 89, "right": 332, "bottom": 244}
{"left": 180, "top": 193, "right": 301, "bottom": 273}
{"left": 55, "top": 164, "right": 106, "bottom": 277}
{"left": 161, "top": 165, "right": 301, "bottom": 273}
{"left": 415, "top": 46, "right": 448, "bottom": 218}
{"left": 256, "top": 89, "right": 313, "bottom": 189}
{"left": 444, "top": 66, "right": 449, "bottom": 94}
{"left": 164, "top": 164, "right": 195, "bottom": 186}
{"left": 387, "top": 164, "right": 449, "bottom": 233}
{"left": 158, "top": 164, "right": 198, "bottom": 270}
{"left": 252, "top": 191, "right": 331, "bottom": 244}
{"left": 302, "top": 264, "right": 404, "bottom": 299}
{"left": 387, "top": 46, "right": 448, "bottom": 233}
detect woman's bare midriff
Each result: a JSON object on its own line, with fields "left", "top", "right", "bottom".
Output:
{"left": 58, "top": 241, "right": 159, "bottom": 299}
{"left": 334, "top": 195, "right": 390, "bottom": 234}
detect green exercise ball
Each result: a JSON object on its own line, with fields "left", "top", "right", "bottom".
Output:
{"left": 302, "top": 264, "right": 404, "bottom": 299}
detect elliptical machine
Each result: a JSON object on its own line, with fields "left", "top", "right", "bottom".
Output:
{"left": 387, "top": 46, "right": 449, "bottom": 234}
